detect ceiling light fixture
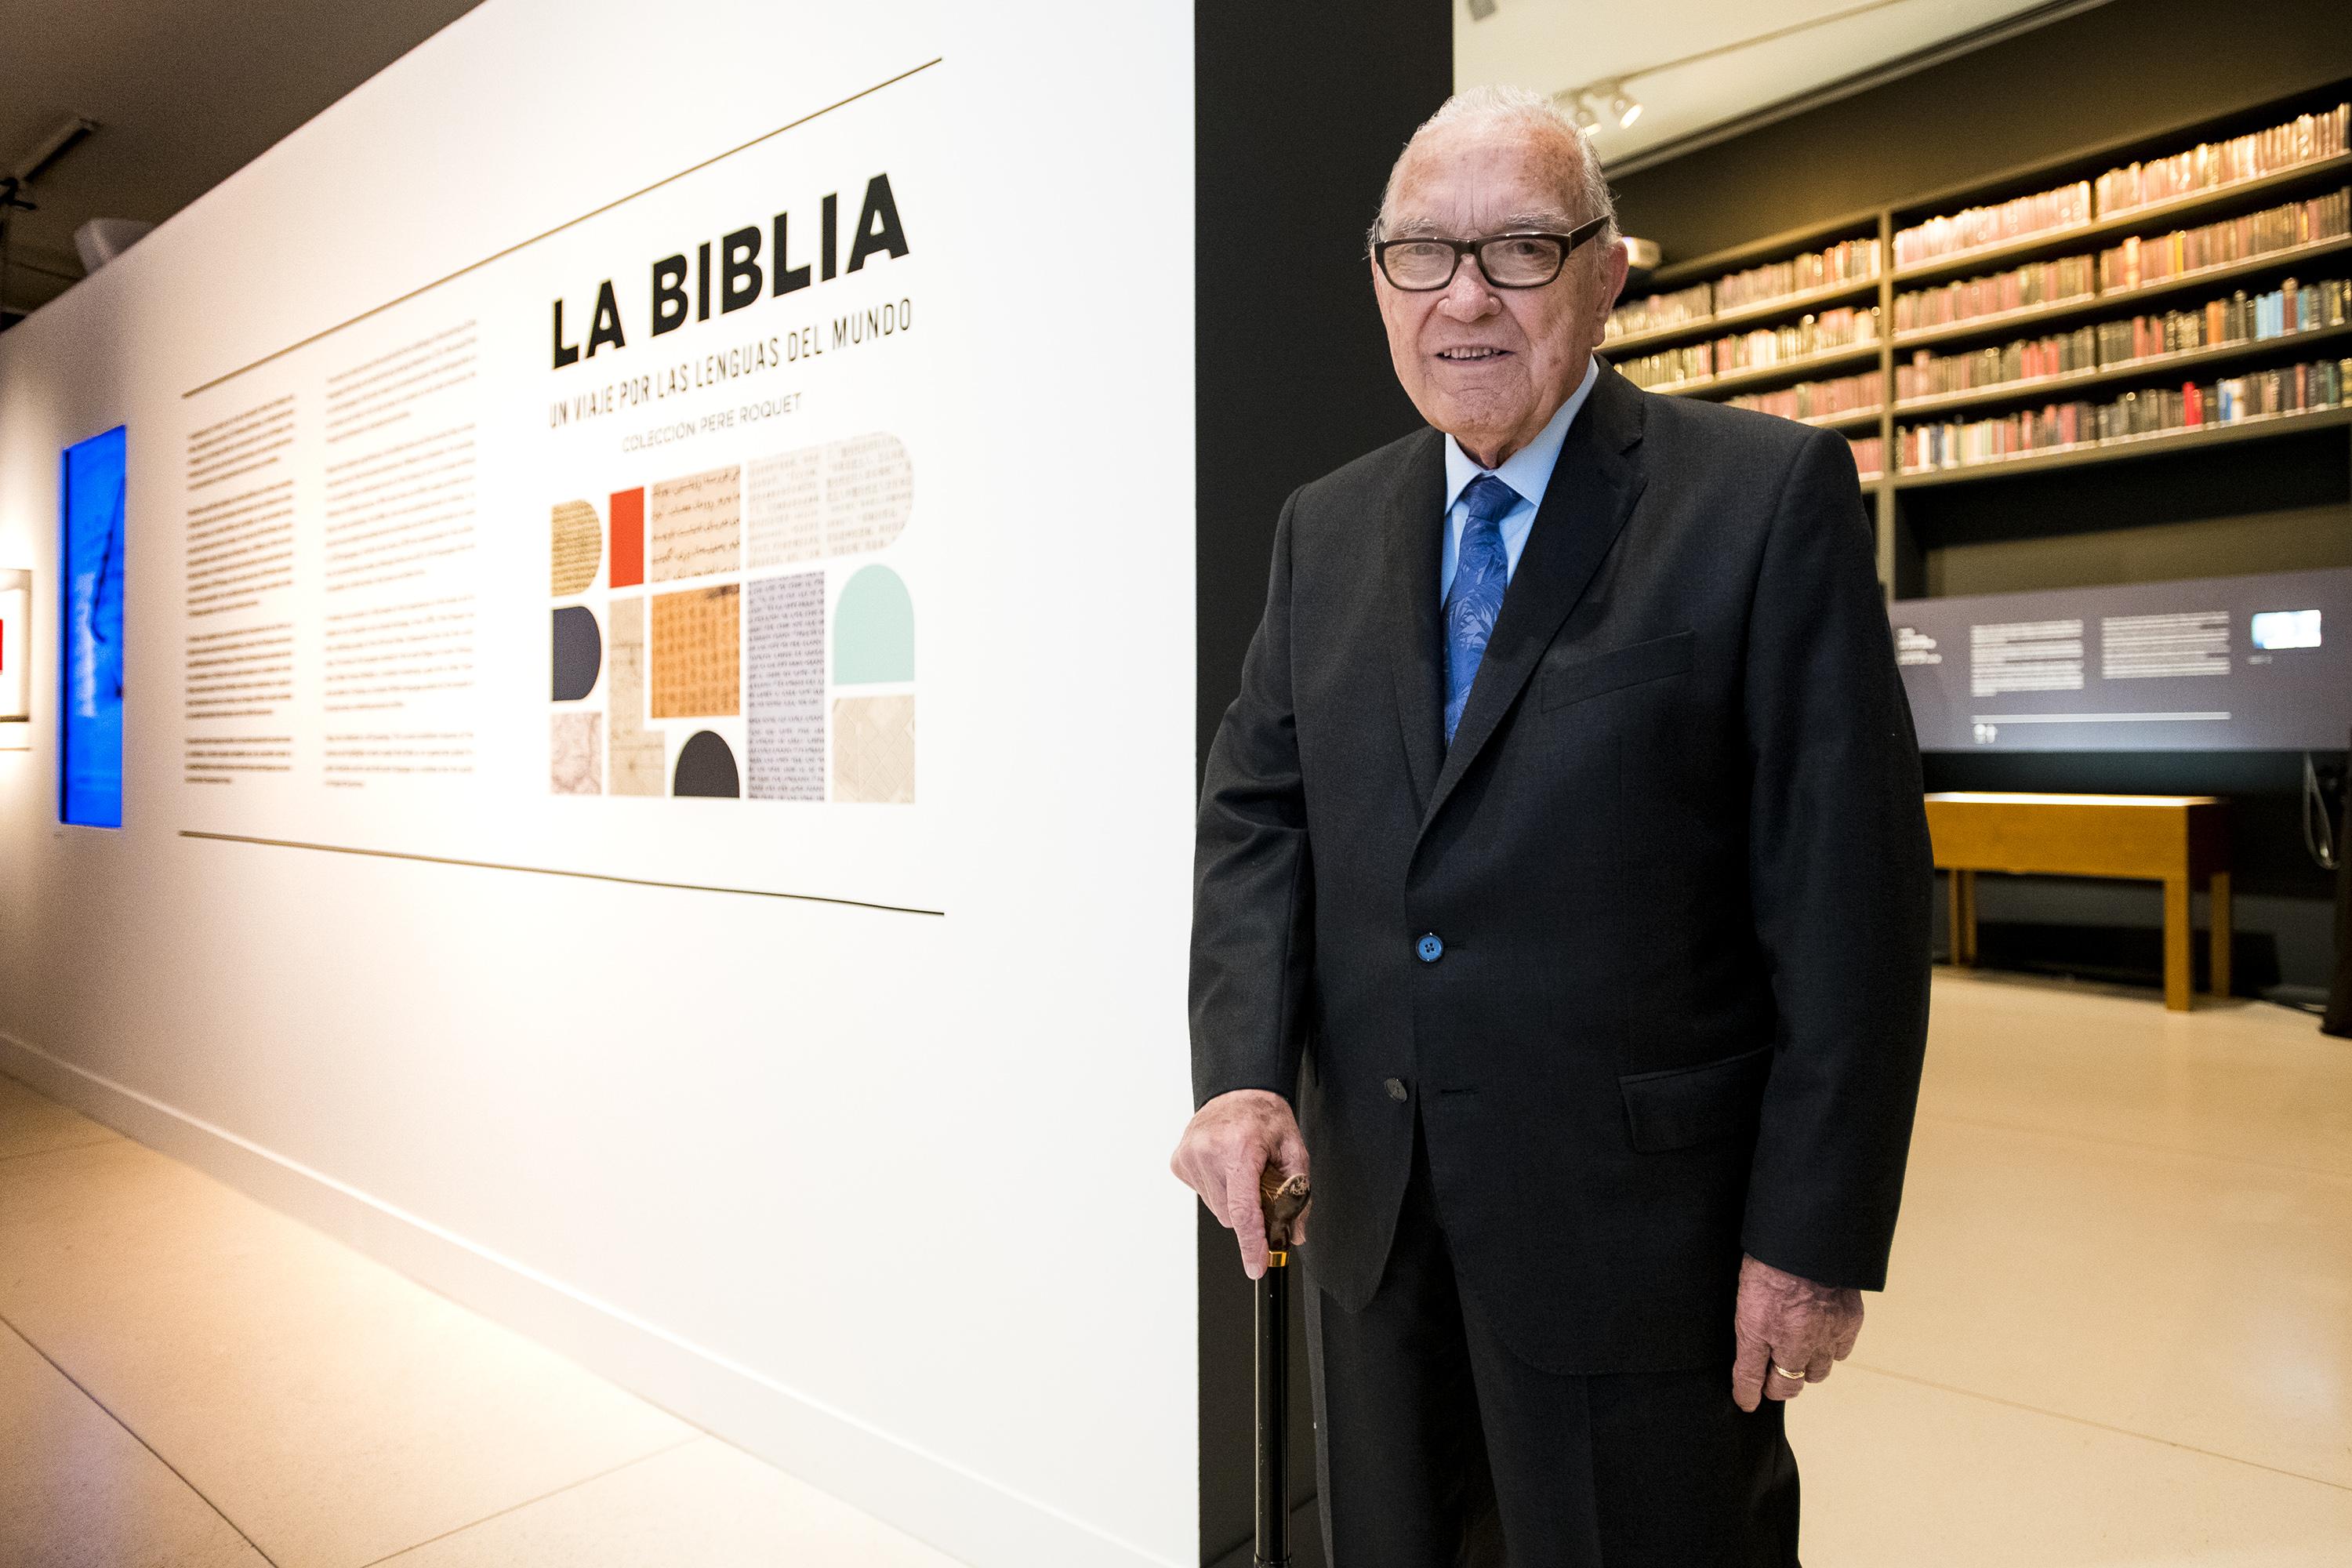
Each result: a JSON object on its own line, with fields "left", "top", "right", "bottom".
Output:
{"left": 1555, "top": 83, "right": 1641, "bottom": 135}
{"left": 4, "top": 116, "right": 99, "bottom": 207}
{"left": 1467, "top": 0, "right": 1499, "bottom": 20}
{"left": 1554, "top": 0, "right": 1955, "bottom": 147}
{"left": 2, "top": 115, "right": 99, "bottom": 332}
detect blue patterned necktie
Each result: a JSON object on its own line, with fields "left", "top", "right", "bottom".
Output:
{"left": 1443, "top": 474, "right": 1520, "bottom": 745}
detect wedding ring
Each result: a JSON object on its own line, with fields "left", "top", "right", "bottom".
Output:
{"left": 1771, "top": 1363, "right": 1806, "bottom": 1381}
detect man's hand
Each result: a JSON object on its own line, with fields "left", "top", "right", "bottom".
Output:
{"left": 1171, "top": 1090, "right": 1309, "bottom": 1280}
{"left": 1731, "top": 1254, "right": 1863, "bottom": 1412}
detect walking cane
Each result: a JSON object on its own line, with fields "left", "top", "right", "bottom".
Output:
{"left": 1256, "top": 1167, "right": 1312, "bottom": 1568}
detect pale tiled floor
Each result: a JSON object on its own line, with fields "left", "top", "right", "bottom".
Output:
{"left": 1794, "top": 970, "right": 2352, "bottom": 1566}
{"left": 0, "top": 1072, "right": 963, "bottom": 1568}
{"left": 2, "top": 968, "right": 2349, "bottom": 1566}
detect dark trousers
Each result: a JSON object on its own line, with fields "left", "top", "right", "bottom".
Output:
{"left": 1305, "top": 1119, "right": 1800, "bottom": 1566}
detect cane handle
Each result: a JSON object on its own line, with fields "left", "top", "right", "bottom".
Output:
{"left": 1258, "top": 1167, "right": 1311, "bottom": 1251}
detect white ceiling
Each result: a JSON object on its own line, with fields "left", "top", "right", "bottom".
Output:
{"left": 0, "top": 0, "right": 484, "bottom": 320}
{"left": 1454, "top": 0, "right": 2086, "bottom": 167}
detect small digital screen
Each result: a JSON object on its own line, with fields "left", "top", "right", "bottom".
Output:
{"left": 61, "top": 426, "right": 126, "bottom": 828}
{"left": 2250, "top": 609, "right": 2321, "bottom": 650}
{"left": 1893, "top": 568, "right": 2352, "bottom": 751}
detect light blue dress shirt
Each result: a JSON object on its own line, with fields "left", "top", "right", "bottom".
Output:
{"left": 1439, "top": 354, "right": 1600, "bottom": 604}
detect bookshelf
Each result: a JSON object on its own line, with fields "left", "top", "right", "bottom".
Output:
{"left": 1606, "top": 212, "right": 1883, "bottom": 403}
{"left": 1886, "top": 149, "right": 2352, "bottom": 284}
{"left": 1606, "top": 80, "right": 2352, "bottom": 597}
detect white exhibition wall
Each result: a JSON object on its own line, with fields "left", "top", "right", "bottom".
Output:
{"left": 0, "top": 2, "right": 1200, "bottom": 1564}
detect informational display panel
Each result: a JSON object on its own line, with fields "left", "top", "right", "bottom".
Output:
{"left": 1893, "top": 567, "right": 2352, "bottom": 751}
{"left": 175, "top": 66, "right": 942, "bottom": 910}
{"left": 61, "top": 426, "right": 126, "bottom": 825}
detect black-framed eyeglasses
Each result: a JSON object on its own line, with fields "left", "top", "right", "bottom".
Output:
{"left": 1372, "top": 216, "right": 1610, "bottom": 291}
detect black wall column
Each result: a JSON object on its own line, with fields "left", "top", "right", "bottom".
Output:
{"left": 1193, "top": 3, "right": 1452, "bottom": 1563}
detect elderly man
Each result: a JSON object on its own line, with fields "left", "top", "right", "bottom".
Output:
{"left": 1174, "top": 86, "right": 1933, "bottom": 1563}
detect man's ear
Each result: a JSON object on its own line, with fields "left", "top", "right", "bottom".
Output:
{"left": 1595, "top": 236, "right": 1630, "bottom": 327}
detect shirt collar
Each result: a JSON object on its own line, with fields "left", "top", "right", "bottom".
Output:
{"left": 1442, "top": 354, "right": 1600, "bottom": 514}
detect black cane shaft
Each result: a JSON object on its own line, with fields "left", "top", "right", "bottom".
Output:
{"left": 1254, "top": 1254, "right": 1290, "bottom": 1567}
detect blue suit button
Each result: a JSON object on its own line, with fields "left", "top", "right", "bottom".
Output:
{"left": 1416, "top": 933, "right": 1444, "bottom": 964}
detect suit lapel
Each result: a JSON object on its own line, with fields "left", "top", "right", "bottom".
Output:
{"left": 1382, "top": 430, "right": 1449, "bottom": 817}
{"left": 1418, "top": 365, "right": 1650, "bottom": 836}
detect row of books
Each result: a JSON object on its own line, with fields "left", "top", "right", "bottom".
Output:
{"left": 2095, "top": 276, "right": 2350, "bottom": 363}
{"left": 1896, "top": 329, "right": 2095, "bottom": 402}
{"left": 1900, "top": 403, "right": 2092, "bottom": 469}
{"left": 1619, "top": 343, "right": 1713, "bottom": 390}
{"left": 2096, "top": 188, "right": 2350, "bottom": 291}
{"left": 1726, "top": 370, "right": 1883, "bottom": 422}
{"left": 1894, "top": 102, "right": 2351, "bottom": 267}
{"left": 1620, "top": 307, "right": 1882, "bottom": 389}
{"left": 1847, "top": 434, "right": 1886, "bottom": 483}
{"left": 1715, "top": 238, "right": 1882, "bottom": 312}
{"left": 1893, "top": 182, "right": 2091, "bottom": 269}
{"left": 1604, "top": 281, "right": 1711, "bottom": 341}
{"left": 1717, "top": 307, "right": 1881, "bottom": 372}
{"left": 1892, "top": 278, "right": 2351, "bottom": 402}
{"left": 2097, "top": 104, "right": 2349, "bottom": 215}
{"left": 1894, "top": 356, "right": 2351, "bottom": 472}
{"left": 1892, "top": 255, "right": 2096, "bottom": 335}
{"left": 1604, "top": 238, "right": 1881, "bottom": 341}
{"left": 2105, "top": 359, "right": 2345, "bottom": 436}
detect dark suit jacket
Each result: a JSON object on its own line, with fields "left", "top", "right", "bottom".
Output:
{"left": 1190, "top": 361, "right": 1934, "bottom": 1374}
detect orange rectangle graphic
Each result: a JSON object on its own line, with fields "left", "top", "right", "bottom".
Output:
{"left": 610, "top": 488, "right": 645, "bottom": 588}
{"left": 650, "top": 585, "right": 739, "bottom": 718}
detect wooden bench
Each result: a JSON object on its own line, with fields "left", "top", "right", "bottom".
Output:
{"left": 1924, "top": 793, "right": 2230, "bottom": 1011}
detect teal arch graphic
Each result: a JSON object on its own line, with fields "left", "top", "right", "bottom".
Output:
{"left": 833, "top": 565, "right": 913, "bottom": 684}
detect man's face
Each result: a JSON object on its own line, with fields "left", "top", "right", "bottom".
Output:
{"left": 1372, "top": 124, "right": 1629, "bottom": 468}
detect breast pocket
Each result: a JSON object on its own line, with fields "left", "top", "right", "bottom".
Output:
{"left": 1537, "top": 630, "right": 1696, "bottom": 713}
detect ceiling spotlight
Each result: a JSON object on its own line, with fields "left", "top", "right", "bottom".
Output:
{"left": 1563, "top": 81, "right": 1644, "bottom": 135}
{"left": 1467, "top": 0, "right": 1499, "bottom": 19}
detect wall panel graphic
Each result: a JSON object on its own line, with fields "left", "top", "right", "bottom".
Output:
{"left": 169, "top": 66, "right": 942, "bottom": 906}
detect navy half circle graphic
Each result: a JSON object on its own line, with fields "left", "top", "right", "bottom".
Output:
{"left": 552, "top": 605, "right": 602, "bottom": 702}
{"left": 673, "top": 730, "right": 740, "bottom": 797}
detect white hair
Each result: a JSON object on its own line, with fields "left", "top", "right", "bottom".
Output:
{"left": 1369, "top": 85, "right": 1618, "bottom": 251}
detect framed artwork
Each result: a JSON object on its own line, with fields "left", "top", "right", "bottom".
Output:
{"left": 0, "top": 568, "right": 28, "bottom": 750}
{"left": 61, "top": 426, "right": 125, "bottom": 826}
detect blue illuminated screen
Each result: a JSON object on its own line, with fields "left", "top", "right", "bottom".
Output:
{"left": 61, "top": 426, "right": 126, "bottom": 828}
